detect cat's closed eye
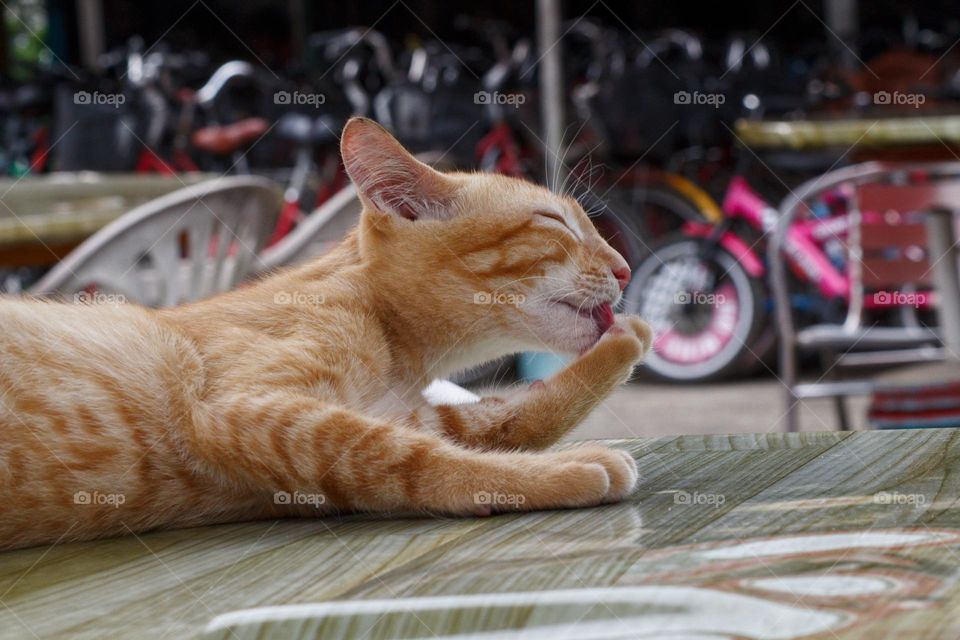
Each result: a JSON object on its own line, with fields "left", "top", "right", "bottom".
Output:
{"left": 533, "top": 210, "right": 578, "bottom": 238}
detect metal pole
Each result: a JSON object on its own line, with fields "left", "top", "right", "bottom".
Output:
{"left": 926, "top": 209, "right": 960, "bottom": 360}
{"left": 77, "top": 0, "right": 105, "bottom": 71}
{"left": 536, "top": 0, "right": 566, "bottom": 191}
{"left": 288, "top": 0, "right": 307, "bottom": 64}
{"left": 825, "top": 0, "right": 858, "bottom": 70}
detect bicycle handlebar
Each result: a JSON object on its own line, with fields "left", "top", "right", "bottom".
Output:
{"left": 308, "top": 28, "right": 398, "bottom": 82}
{"left": 194, "top": 61, "right": 258, "bottom": 107}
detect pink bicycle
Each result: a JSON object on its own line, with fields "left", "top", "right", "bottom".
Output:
{"left": 624, "top": 164, "right": 938, "bottom": 382}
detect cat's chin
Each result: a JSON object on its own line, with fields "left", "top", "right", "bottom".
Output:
{"left": 546, "top": 300, "right": 615, "bottom": 353}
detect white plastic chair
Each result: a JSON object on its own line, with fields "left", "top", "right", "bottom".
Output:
{"left": 30, "top": 176, "right": 282, "bottom": 307}
{"left": 257, "top": 151, "right": 449, "bottom": 272}
{"left": 258, "top": 183, "right": 361, "bottom": 272}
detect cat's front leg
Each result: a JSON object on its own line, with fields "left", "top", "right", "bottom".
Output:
{"left": 431, "top": 314, "right": 651, "bottom": 451}
{"left": 187, "top": 391, "right": 638, "bottom": 514}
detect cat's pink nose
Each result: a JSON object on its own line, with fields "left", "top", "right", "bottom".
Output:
{"left": 612, "top": 266, "right": 631, "bottom": 291}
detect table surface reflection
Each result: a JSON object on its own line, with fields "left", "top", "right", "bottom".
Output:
{"left": 3, "top": 429, "right": 960, "bottom": 639}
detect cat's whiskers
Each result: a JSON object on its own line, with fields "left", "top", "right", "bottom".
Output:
{"left": 562, "top": 149, "right": 603, "bottom": 203}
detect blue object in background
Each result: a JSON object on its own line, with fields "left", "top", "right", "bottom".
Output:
{"left": 517, "top": 352, "right": 571, "bottom": 382}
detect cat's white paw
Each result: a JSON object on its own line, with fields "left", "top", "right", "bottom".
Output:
{"left": 556, "top": 445, "right": 639, "bottom": 503}
{"left": 603, "top": 314, "right": 653, "bottom": 356}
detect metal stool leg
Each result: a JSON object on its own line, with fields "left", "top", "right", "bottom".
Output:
{"left": 782, "top": 338, "right": 800, "bottom": 433}
{"left": 832, "top": 395, "right": 851, "bottom": 431}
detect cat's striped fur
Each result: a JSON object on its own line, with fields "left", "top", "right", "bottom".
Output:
{"left": 0, "top": 118, "right": 651, "bottom": 550}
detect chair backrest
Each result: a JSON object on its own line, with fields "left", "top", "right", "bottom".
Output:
{"left": 30, "top": 176, "right": 282, "bottom": 307}
{"left": 855, "top": 182, "right": 960, "bottom": 289}
{"left": 856, "top": 182, "right": 931, "bottom": 289}
{"left": 257, "top": 151, "right": 452, "bottom": 272}
{"left": 258, "top": 183, "right": 361, "bottom": 272}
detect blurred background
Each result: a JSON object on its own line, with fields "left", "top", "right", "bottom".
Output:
{"left": 5, "top": 0, "right": 960, "bottom": 435}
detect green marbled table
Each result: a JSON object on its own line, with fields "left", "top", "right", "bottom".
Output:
{"left": 2, "top": 429, "right": 960, "bottom": 639}
{"left": 0, "top": 173, "right": 213, "bottom": 266}
{"left": 735, "top": 113, "right": 960, "bottom": 150}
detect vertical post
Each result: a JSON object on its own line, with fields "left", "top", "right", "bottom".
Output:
{"left": 824, "top": 0, "right": 858, "bottom": 70}
{"left": 926, "top": 209, "right": 960, "bottom": 360}
{"left": 536, "top": 0, "right": 566, "bottom": 191}
{"left": 288, "top": 0, "right": 307, "bottom": 64}
{"left": 772, "top": 190, "right": 808, "bottom": 432}
{"left": 76, "top": 0, "right": 104, "bottom": 71}
{"left": 0, "top": 7, "right": 7, "bottom": 75}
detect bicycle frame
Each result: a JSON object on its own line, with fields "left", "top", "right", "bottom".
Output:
{"left": 476, "top": 121, "right": 524, "bottom": 176}
{"left": 682, "top": 174, "right": 928, "bottom": 309}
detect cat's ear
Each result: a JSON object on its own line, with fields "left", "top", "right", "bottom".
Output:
{"left": 340, "top": 117, "right": 457, "bottom": 220}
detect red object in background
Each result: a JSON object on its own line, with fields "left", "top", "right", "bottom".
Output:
{"left": 191, "top": 118, "right": 270, "bottom": 156}
{"left": 476, "top": 122, "right": 523, "bottom": 176}
{"left": 135, "top": 148, "right": 179, "bottom": 175}
{"left": 29, "top": 127, "right": 50, "bottom": 172}
{"left": 266, "top": 161, "right": 348, "bottom": 247}
{"left": 869, "top": 382, "right": 960, "bottom": 429}
{"left": 172, "top": 149, "right": 199, "bottom": 173}
{"left": 267, "top": 200, "right": 305, "bottom": 247}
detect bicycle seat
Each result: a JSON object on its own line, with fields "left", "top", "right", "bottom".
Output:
{"left": 276, "top": 113, "right": 342, "bottom": 147}
{"left": 191, "top": 117, "right": 269, "bottom": 155}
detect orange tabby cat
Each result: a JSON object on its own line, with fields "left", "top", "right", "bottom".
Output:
{"left": 0, "top": 117, "right": 651, "bottom": 551}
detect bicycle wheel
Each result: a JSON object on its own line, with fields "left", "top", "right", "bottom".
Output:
{"left": 623, "top": 234, "right": 768, "bottom": 382}
{"left": 601, "top": 182, "right": 719, "bottom": 267}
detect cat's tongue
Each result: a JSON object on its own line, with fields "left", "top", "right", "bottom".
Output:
{"left": 592, "top": 303, "right": 615, "bottom": 334}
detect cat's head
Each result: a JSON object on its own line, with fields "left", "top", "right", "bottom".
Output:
{"left": 341, "top": 117, "right": 631, "bottom": 366}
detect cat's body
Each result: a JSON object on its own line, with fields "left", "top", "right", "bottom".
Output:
{"left": 0, "top": 118, "right": 651, "bottom": 551}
